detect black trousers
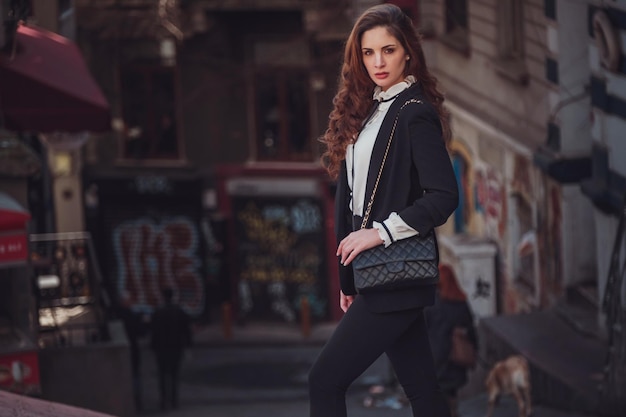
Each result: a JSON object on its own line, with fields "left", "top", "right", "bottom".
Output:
{"left": 308, "top": 296, "right": 450, "bottom": 417}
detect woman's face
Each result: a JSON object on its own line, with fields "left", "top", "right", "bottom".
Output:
{"left": 361, "top": 26, "right": 407, "bottom": 91}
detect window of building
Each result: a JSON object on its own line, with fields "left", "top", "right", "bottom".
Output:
{"left": 119, "top": 66, "right": 181, "bottom": 161}
{"left": 251, "top": 38, "right": 311, "bottom": 162}
{"left": 442, "top": 0, "right": 469, "bottom": 54}
{"left": 255, "top": 70, "right": 311, "bottom": 161}
{"left": 494, "top": 0, "right": 528, "bottom": 84}
{"left": 498, "top": 0, "right": 523, "bottom": 60}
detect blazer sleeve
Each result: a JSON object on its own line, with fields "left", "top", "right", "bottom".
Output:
{"left": 398, "top": 103, "right": 459, "bottom": 234}
{"left": 334, "top": 161, "right": 357, "bottom": 295}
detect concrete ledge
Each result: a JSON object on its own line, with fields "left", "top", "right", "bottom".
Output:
{"left": 0, "top": 389, "right": 116, "bottom": 417}
{"left": 39, "top": 340, "right": 135, "bottom": 417}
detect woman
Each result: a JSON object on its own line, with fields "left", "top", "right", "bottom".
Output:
{"left": 308, "top": 4, "right": 459, "bottom": 417}
{"left": 426, "top": 264, "right": 478, "bottom": 417}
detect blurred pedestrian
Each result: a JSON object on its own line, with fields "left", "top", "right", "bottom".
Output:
{"left": 117, "top": 295, "right": 146, "bottom": 412}
{"left": 150, "top": 287, "right": 192, "bottom": 410}
{"left": 425, "top": 264, "right": 478, "bottom": 417}
{"left": 308, "top": 4, "right": 458, "bottom": 417}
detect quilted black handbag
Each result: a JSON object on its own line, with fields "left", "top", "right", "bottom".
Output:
{"left": 353, "top": 232, "right": 439, "bottom": 293}
{"left": 352, "top": 99, "right": 439, "bottom": 294}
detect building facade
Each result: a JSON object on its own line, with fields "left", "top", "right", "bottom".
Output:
{"left": 578, "top": 0, "right": 626, "bottom": 408}
{"left": 418, "top": 0, "right": 624, "bottom": 411}
{"left": 419, "top": 0, "right": 600, "bottom": 317}
{"left": 75, "top": 0, "right": 360, "bottom": 322}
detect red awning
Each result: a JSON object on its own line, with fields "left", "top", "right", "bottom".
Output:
{"left": 0, "top": 24, "right": 111, "bottom": 133}
{"left": 0, "top": 192, "right": 30, "bottom": 231}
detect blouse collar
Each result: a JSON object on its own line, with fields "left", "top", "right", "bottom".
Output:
{"left": 372, "top": 75, "right": 416, "bottom": 102}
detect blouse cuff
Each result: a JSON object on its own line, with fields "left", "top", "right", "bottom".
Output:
{"left": 384, "top": 212, "right": 419, "bottom": 243}
{"left": 372, "top": 222, "right": 392, "bottom": 248}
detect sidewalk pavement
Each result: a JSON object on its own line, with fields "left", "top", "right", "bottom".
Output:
{"left": 133, "top": 321, "right": 599, "bottom": 417}
{"left": 137, "top": 390, "right": 594, "bottom": 417}
{"left": 0, "top": 315, "right": 603, "bottom": 417}
{"left": 190, "top": 320, "right": 337, "bottom": 347}
{"left": 0, "top": 320, "right": 600, "bottom": 417}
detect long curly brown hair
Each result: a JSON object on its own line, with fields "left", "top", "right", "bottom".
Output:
{"left": 320, "top": 4, "right": 450, "bottom": 180}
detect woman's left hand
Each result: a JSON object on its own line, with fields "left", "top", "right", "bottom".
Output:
{"left": 340, "top": 291, "right": 354, "bottom": 312}
{"left": 337, "top": 228, "right": 383, "bottom": 266}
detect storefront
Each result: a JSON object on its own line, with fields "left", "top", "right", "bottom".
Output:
{"left": 0, "top": 192, "right": 40, "bottom": 396}
{"left": 0, "top": 22, "right": 133, "bottom": 416}
{"left": 214, "top": 164, "right": 341, "bottom": 322}
{"left": 29, "top": 232, "right": 108, "bottom": 349}
{"left": 83, "top": 172, "right": 209, "bottom": 319}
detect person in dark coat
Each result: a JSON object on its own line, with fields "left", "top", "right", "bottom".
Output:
{"left": 425, "top": 264, "right": 478, "bottom": 417}
{"left": 150, "top": 287, "right": 192, "bottom": 410}
{"left": 118, "top": 296, "right": 146, "bottom": 412}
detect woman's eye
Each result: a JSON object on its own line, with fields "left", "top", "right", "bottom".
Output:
{"left": 384, "top": 48, "right": 395, "bottom": 54}
{"left": 363, "top": 50, "right": 372, "bottom": 56}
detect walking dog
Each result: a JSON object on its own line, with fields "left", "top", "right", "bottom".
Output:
{"left": 485, "top": 355, "right": 532, "bottom": 417}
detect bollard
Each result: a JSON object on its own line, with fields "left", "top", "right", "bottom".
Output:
{"left": 300, "top": 296, "right": 311, "bottom": 338}
{"left": 221, "top": 301, "right": 233, "bottom": 340}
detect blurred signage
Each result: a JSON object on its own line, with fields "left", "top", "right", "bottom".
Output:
{"left": 0, "top": 350, "right": 40, "bottom": 395}
{"left": 232, "top": 195, "right": 329, "bottom": 322}
{"left": 0, "top": 234, "right": 28, "bottom": 265}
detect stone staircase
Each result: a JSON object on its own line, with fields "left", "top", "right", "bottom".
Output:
{"left": 478, "top": 308, "right": 612, "bottom": 416}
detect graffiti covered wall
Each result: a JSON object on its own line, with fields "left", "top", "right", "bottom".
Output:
{"left": 113, "top": 216, "right": 204, "bottom": 315}
{"left": 447, "top": 124, "right": 565, "bottom": 314}
{"left": 86, "top": 176, "right": 209, "bottom": 317}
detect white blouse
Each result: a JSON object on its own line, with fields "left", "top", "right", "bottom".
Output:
{"left": 346, "top": 77, "right": 419, "bottom": 247}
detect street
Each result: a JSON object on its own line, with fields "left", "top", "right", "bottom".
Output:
{"left": 130, "top": 323, "right": 598, "bottom": 417}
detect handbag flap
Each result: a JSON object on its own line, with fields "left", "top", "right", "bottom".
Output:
{"left": 353, "top": 233, "right": 437, "bottom": 270}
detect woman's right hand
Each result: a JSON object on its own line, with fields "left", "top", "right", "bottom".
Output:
{"left": 336, "top": 228, "right": 383, "bottom": 266}
{"left": 340, "top": 291, "right": 355, "bottom": 312}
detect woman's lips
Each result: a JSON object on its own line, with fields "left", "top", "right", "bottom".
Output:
{"left": 375, "top": 72, "right": 389, "bottom": 79}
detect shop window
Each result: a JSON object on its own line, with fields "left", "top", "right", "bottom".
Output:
{"left": 119, "top": 66, "right": 181, "bottom": 161}
{"left": 254, "top": 70, "right": 311, "bottom": 161}
{"left": 494, "top": 0, "right": 528, "bottom": 84}
{"left": 30, "top": 233, "right": 109, "bottom": 348}
{"left": 442, "top": 0, "right": 469, "bottom": 54}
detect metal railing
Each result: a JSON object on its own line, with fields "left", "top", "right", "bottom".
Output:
{"left": 601, "top": 193, "right": 626, "bottom": 415}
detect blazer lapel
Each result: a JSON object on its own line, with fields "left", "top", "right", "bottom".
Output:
{"left": 362, "top": 85, "right": 419, "bottom": 218}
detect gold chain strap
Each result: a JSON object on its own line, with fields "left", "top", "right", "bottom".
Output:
{"left": 360, "top": 99, "right": 422, "bottom": 229}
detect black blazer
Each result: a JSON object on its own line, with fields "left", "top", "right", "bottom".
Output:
{"left": 334, "top": 84, "right": 459, "bottom": 313}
